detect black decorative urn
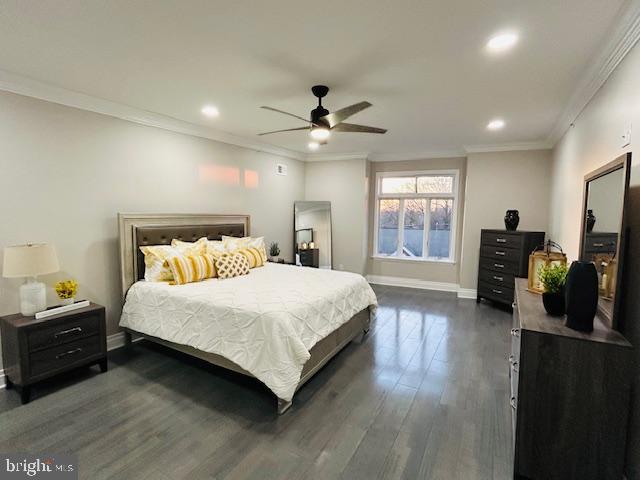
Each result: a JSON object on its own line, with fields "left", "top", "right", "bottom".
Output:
{"left": 565, "top": 261, "right": 598, "bottom": 332}
{"left": 586, "top": 209, "right": 596, "bottom": 233}
{"left": 504, "top": 210, "right": 520, "bottom": 231}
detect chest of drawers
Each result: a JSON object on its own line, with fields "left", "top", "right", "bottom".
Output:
{"left": 477, "top": 229, "right": 545, "bottom": 307}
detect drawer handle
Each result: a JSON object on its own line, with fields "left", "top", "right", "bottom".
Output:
{"left": 495, "top": 251, "right": 506, "bottom": 256}
{"left": 510, "top": 397, "right": 517, "bottom": 410}
{"left": 492, "top": 289, "right": 503, "bottom": 295}
{"left": 496, "top": 238, "right": 507, "bottom": 243}
{"left": 56, "top": 347, "right": 83, "bottom": 359}
{"left": 493, "top": 275, "right": 504, "bottom": 282}
{"left": 593, "top": 243, "right": 604, "bottom": 247}
{"left": 510, "top": 328, "right": 520, "bottom": 337}
{"left": 54, "top": 326, "right": 83, "bottom": 337}
{"left": 494, "top": 263, "right": 505, "bottom": 269}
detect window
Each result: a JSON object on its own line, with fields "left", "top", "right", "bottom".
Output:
{"left": 375, "top": 171, "right": 458, "bottom": 261}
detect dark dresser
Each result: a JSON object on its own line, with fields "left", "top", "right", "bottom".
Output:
{"left": 581, "top": 232, "right": 618, "bottom": 260}
{"left": 1, "top": 303, "right": 107, "bottom": 403}
{"left": 299, "top": 248, "right": 320, "bottom": 268}
{"left": 477, "top": 229, "right": 545, "bottom": 307}
{"left": 511, "top": 280, "right": 631, "bottom": 479}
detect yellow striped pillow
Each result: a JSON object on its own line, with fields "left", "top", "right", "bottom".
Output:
{"left": 236, "top": 247, "right": 267, "bottom": 268}
{"left": 166, "top": 253, "right": 217, "bottom": 285}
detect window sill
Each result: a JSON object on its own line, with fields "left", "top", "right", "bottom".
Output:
{"left": 371, "top": 255, "right": 456, "bottom": 265}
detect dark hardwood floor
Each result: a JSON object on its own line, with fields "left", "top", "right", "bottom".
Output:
{"left": 0, "top": 285, "right": 513, "bottom": 479}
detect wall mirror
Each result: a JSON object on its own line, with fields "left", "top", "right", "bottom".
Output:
{"left": 294, "top": 201, "right": 332, "bottom": 269}
{"left": 579, "top": 152, "right": 631, "bottom": 329}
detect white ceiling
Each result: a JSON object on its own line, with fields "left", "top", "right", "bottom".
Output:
{"left": 0, "top": 0, "right": 627, "bottom": 157}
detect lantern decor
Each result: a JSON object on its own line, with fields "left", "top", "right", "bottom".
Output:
{"left": 527, "top": 240, "right": 568, "bottom": 294}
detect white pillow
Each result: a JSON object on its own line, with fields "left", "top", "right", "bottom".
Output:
{"left": 222, "top": 235, "right": 265, "bottom": 252}
{"left": 206, "top": 240, "right": 228, "bottom": 257}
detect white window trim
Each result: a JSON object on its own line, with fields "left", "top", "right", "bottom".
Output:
{"left": 373, "top": 169, "right": 460, "bottom": 262}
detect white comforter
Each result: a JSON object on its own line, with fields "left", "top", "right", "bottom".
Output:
{"left": 119, "top": 263, "right": 377, "bottom": 401}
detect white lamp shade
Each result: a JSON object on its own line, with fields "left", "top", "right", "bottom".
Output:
{"left": 3, "top": 243, "right": 60, "bottom": 278}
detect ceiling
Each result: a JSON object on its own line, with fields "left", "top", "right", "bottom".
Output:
{"left": 0, "top": 0, "right": 627, "bottom": 158}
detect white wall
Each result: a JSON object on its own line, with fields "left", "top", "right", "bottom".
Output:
{"left": 304, "top": 158, "right": 369, "bottom": 275}
{"left": 459, "top": 150, "right": 552, "bottom": 290}
{"left": 366, "top": 157, "right": 467, "bottom": 286}
{"left": 549, "top": 39, "right": 640, "bottom": 477}
{"left": 0, "top": 91, "right": 305, "bottom": 335}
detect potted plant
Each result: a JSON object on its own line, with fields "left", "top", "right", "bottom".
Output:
{"left": 55, "top": 279, "right": 79, "bottom": 306}
{"left": 538, "top": 263, "right": 568, "bottom": 316}
{"left": 269, "top": 242, "right": 281, "bottom": 262}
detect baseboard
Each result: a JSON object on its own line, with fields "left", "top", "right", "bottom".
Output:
{"left": 0, "top": 331, "right": 142, "bottom": 389}
{"left": 366, "top": 275, "right": 478, "bottom": 300}
{"left": 457, "top": 288, "right": 478, "bottom": 300}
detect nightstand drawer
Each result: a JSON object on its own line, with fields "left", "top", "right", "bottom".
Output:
{"left": 30, "top": 335, "right": 102, "bottom": 378}
{"left": 28, "top": 314, "right": 101, "bottom": 351}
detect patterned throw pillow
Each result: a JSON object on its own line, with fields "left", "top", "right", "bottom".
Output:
{"left": 215, "top": 253, "right": 250, "bottom": 279}
{"left": 236, "top": 247, "right": 267, "bottom": 268}
{"left": 166, "top": 253, "right": 217, "bottom": 285}
{"left": 206, "top": 240, "right": 228, "bottom": 258}
{"left": 140, "top": 237, "right": 207, "bottom": 282}
{"left": 222, "top": 235, "right": 265, "bottom": 252}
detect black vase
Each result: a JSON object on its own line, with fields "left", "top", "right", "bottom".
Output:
{"left": 504, "top": 210, "right": 520, "bottom": 231}
{"left": 542, "top": 291, "right": 565, "bottom": 316}
{"left": 586, "top": 209, "right": 596, "bottom": 233}
{"left": 565, "top": 261, "right": 598, "bottom": 332}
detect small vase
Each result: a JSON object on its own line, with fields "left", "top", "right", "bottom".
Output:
{"left": 60, "top": 297, "right": 75, "bottom": 306}
{"left": 542, "top": 291, "right": 565, "bottom": 316}
{"left": 586, "top": 209, "right": 596, "bottom": 233}
{"left": 504, "top": 210, "right": 520, "bottom": 231}
{"left": 565, "top": 261, "right": 598, "bottom": 332}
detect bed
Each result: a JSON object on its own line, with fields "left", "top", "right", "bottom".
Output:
{"left": 117, "top": 213, "right": 377, "bottom": 413}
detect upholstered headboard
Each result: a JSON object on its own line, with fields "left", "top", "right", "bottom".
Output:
{"left": 118, "top": 213, "right": 250, "bottom": 299}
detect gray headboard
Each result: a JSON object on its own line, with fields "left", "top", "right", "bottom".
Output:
{"left": 118, "top": 213, "right": 250, "bottom": 299}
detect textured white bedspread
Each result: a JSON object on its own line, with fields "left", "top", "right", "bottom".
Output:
{"left": 119, "top": 263, "right": 377, "bottom": 401}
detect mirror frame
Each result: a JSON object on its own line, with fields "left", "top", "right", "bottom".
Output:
{"left": 293, "top": 201, "right": 333, "bottom": 269}
{"left": 579, "top": 152, "right": 632, "bottom": 330}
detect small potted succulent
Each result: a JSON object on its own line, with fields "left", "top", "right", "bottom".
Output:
{"left": 269, "top": 242, "right": 281, "bottom": 262}
{"left": 55, "top": 279, "right": 79, "bottom": 306}
{"left": 538, "top": 264, "right": 568, "bottom": 316}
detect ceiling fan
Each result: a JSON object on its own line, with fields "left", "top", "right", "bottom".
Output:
{"left": 259, "top": 85, "right": 387, "bottom": 149}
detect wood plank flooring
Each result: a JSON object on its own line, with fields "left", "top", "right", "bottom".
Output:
{"left": 0, "top": 285, "right": 514, "bottom": 479}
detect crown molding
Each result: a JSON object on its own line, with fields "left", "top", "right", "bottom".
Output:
{"left": 0, "top": 68, "right": 305, "bottom": 161}
{"left": 463, "top": 142, "right": 552, "bottom": 154}
{"left": 547, "top": 0, "right": 640, "bottom": 146}
{"left": 368, "top": 149, "right": 466, "bottom": 162}
{"left": 304, "top": 152, "right": 370, "bottom": 162}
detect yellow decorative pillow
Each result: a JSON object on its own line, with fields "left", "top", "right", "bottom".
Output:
{"left": 140, "top": 238, "right": 207, "bottom": 282}
{"left": 206, "top": 240, "right": 228, "bottom": 258}
{"left": 215, "top": 253, "right": 250, "bottom": 279}
{"left": 166, "top": 253, "right": 217, "bottom": 285}
{"left": 236, "top": 247, "right": 267, "bottom": 268}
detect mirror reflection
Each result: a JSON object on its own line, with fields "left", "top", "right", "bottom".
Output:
{"left": 294, "top": 201, "right": 332, "bottom": 269}
{"left": 581, "top": 167, "right": 624, "bottom": 321}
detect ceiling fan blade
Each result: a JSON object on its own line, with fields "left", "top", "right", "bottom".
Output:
{"left": 260, "top": 106, "right": 313, "bottom": 125}
{"left": 332, "top": 122, "right": 387, "bottom": 134}
{"left": 320, "top": 101, "right": 372, "bottom": 128}
{"left": 257, "top": 127, "right": 309, "bottom": 136}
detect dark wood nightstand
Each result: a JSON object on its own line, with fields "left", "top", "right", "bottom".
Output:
{"left": 0, "top": 303, "right": 107, "bottom": 404}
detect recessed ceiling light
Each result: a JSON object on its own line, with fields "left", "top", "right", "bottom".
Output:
{"left": 201, "top": 105, "right": 219, "bottom": 117}
{"left": 308, "top": 142, "right": 320, "bottom": 151}
{"left": 310, "top": 127, "right": 330, "bottom": 141}
{"left": 486, "top": 32, "right": 518, "bottom": 53}
{"left": 487, "top": 119, "right": 506, "bottom": 131}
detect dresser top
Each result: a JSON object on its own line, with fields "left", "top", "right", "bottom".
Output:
{"left": 481, "top": 229, "right": 545, "bottom": 234}
{"left": 515, "top": 279, "right": 631, "bottom": 347}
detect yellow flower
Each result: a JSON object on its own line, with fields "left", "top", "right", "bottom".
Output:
{"left": 55, "top": 280, "right": 78, "bottom": 299}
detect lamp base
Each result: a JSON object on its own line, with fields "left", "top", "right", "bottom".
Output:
{"left": 19, "top": 280, "right": 47, "bottom": 316}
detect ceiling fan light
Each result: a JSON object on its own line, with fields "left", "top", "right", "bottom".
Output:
{"left": 310, "top": 127, "right": 330, "bottom": 140}
{"left": 308, "top": 142, "right": 320, "bottom": 151}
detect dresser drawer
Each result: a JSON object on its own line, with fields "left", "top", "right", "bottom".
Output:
{"left": 583, "top": 234, "right": 618, "bottom": 254}
{"left": 478, "top": 281, "right": 514, "bottom": 304}
{"left": 479, "top": 256, "right": 519, "bottom": 275}
{"left": 29, "top": 335, "right": 103, "bottom": 378}
{"left": 28, "top": 314, "right": 101, "bottom": 352}
{"left": 481, "top": 231, "right": 523, "bottom": 250}
{"left": 480, "top": 245, "right": 522, "bottom": 263}
{"left": 479, "top": 269, "right": 515, "bottom": 288}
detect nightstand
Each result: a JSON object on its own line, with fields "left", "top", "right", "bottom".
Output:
{"left": 0, "top": 303, "right": 107, "bottom": 404}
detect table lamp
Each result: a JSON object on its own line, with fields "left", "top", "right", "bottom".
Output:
{"left": 3, "top": 243, "right": 59, "bottom": 315}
